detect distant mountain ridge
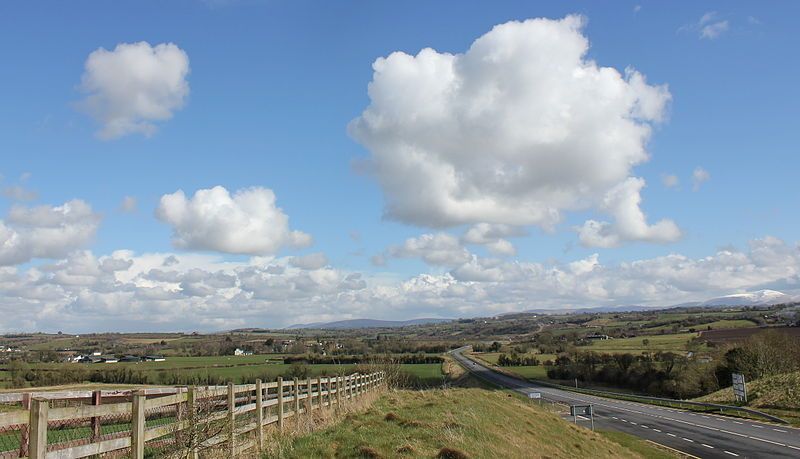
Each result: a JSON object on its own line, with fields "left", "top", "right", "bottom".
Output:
{"left": 285, "top": 318, "right": 453, "bottom": 330}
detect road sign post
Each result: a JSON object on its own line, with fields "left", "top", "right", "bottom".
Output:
{"left": 528, "top": 392, "right": 542, "bottom": 405}
{"left": 732, "top": 373, "right": 747, "bottom": 403}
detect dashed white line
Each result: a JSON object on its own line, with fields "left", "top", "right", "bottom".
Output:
{"left": 724, "top": 451, "right": 739, "bottom": 456}
{"left": 702, "top": 444, "right": 714, "bottom": 449}
{"left": 682, "top": 437, "right": 694, "bottom": 442}
{"left": 773, "top": 428, "right": 787, "bottom": 433}
{"left": 630, "top": 422, "right": 637, "bottom": 425}
{"left": 652, "top": 428, "right": 662, "bottom": 432}
{"left": 667, "top": 433, "right": 677, "bottom": 437}
{"left": 751, "top": 424, "right": 764, "bottom": 429}
{"left": 733, "top": 421, "right": 743, "bottom": 425}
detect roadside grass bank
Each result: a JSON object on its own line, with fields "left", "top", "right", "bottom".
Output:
{"left": 265, "top": 388, "right": 676, "bottom": 458}
{"left": 695, "top": 370, "right": 800, "bottom": 426}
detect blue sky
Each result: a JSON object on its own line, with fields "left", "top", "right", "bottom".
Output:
{"left": 0, "top": 1, "right": 798, "bottom": 332}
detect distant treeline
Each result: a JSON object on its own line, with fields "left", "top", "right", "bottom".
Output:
{"left": 545, "top": 330, "right": 800, "bottom": 399}
{"left": 497, "top": 353, "right": 540, "bottom": 366}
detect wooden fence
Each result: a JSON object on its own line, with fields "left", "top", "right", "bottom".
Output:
{"left": 0, "top": 371, "right": 385, "bottom": 458}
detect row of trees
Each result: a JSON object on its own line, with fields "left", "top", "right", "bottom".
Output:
{"left": 545, "top": 330, "right": 800, "bottom": 399}
{"left": 497, "top": 352, "right": 540, "bottom": 366}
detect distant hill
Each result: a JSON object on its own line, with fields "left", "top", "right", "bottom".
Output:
{"left": 285, "top": 318, "right": 453, "bottom": 330}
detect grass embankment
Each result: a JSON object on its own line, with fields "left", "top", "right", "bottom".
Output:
{"left": 695, "top": 371, "right": 800, "bottom": 425}
{"left": 270, "top": 388, "right": 675, "bottom": 458}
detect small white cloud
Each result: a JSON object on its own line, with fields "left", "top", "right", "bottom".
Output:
{"left": 78, "top": 42, "right": 190, "bottom": 139}
{"left": 389, "top": 233, "right": 472, "bottom": 267}
{"left": 685, "top": 12, "right": 729, "bottom": 40}
{"left": 120, "top": 196, "right": 137, "bottom": 213}
{"left": 461, "top": 223, "right": 523, "bottom": 256}
{"left": 692, "top": 167, "right": 711, "bottom": 191}
{"left": 0, "top": 200, "right": 101, "bottom": 266}
{"left": 578, "top": 177, "right": 681, "bottom": 248}
{"left": 156, "top": 185, "right": 311, "bottom": 256}
{"left": 701, "top": 20, "right": 729, "bottom": 39}
{"left": 661, "top": 174, "right": 679, "bottom": 189}
{"left": 633, "top": 5, "right": 642, "bottom": 13}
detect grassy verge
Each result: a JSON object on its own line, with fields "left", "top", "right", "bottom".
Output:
{"left": 268, "top": 388, "right": 671, "bottom": 458}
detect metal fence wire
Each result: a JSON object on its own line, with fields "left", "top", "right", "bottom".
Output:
{"left": 0, "top": 422, "right": 24, "bottom": 458}
{"left": 47, "top": 409, "right": 132, "bottom": 452}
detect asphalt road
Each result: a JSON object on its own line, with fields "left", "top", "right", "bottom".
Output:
{"left": 450, "top": 348, "right": 800, "bottom": 459}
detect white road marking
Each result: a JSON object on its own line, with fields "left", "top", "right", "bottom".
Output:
{"left": 683, "top": 437, "right": 694, "bottom": 442}
{"left": 702, "top": 444, "right": 714, "bottom": 449}
{"left": 733, "top": 421, "right": 743, "bottom": 425}
{"left": 667, "top": 433, "right": 677, "bottom": 437}
{"left": 752, "top": 425, "right": 764, "bottom": 429}
{"left": 652, "top": 428, "right": 662, "bottom": 432}
{"left": 773, "top": 428, "right": 787, "bottom": 433}
{"left": 724, "top": 451, "right": 739, "bottom": 456}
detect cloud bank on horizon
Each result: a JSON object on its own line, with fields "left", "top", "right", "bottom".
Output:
{"left": 0, "top": 12, "right": 795, "bottom": 332}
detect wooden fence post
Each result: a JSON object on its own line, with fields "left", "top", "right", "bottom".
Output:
{"left": 227, "top": 382, "right": 235, "bottom": 457}
{"left": 91, "top": 390, "right": 102, "bottom": 443}
{"left": 277, "top": 377, "right": 284, "bottom": 432}
{"left": 336, "top": 376, "right": 342, "bottom": 408}
{"left": 305, "top": 377, "right": 312, "bottom": 416}
{"left": 256, "top": 379, "right": 264, "bottom": 452}
{"left": 326, "top": 377, "right": 332, "bottom": 408}
{"left": 28, "top": 397, "right": 48, "bottom": 459}
{"left": 317, "top": 378, "right": 323, "bottom": 408}
{"left": 187, "top": 387, "right": 198, "bottom": 459}
{"left": 293, "top": 378, "right": 300, "bottom": 418}
{"left": 131, "top": 390, "right": 145, "bottom": 459}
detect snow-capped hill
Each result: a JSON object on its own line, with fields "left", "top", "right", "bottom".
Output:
{"left": 701, "top": 289, "right": 790, "bottom": 307}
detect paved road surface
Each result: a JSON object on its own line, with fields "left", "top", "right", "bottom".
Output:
{"left": 450, "top": 348, "right": 800, "bottom": 458}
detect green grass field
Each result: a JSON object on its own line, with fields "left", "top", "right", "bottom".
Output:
{"left": 0, "top": 356, "right": 444, "bottom": 389}
{"left": 585, "top": 332, "right": 700, "bottom": 354}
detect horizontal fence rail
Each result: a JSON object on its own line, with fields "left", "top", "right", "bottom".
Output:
{"left": 0, "top": 371, "right": 385, "bottom": 458}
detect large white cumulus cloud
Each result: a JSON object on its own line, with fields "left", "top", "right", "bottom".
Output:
{"left": 350, "top": 15, "right": 675, "bottom": 245}
{"left": 156, "top": 186, "right": 312, "bottom": 256}
{"left": 79, "top": 42, "right": 190, "bottom": 139}
{"left": 0, "top": 200, "right": 100, "bottom": 266}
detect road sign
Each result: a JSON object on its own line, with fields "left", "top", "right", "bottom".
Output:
{"left": 570, "top": 405, "right": 592, "bottom": 416}
{"left": 732, "top": 373, "right": 747, "bottom": 403}
{"left": 528, "top": 392, "right": 541, "bottom": 399}
{"left": 570, "top": 405, "right": 594, "bottom": 431}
